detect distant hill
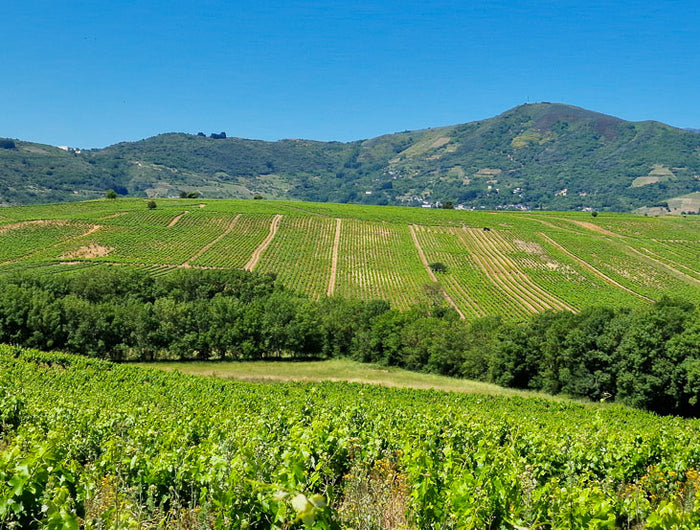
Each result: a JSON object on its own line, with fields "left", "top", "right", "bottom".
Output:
{"left": 2, "top": 103, "right": 699, "bottom": 212}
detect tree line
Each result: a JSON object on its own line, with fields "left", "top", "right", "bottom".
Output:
{"left": 0, "top": 268, "right": 697, "bottom": 416}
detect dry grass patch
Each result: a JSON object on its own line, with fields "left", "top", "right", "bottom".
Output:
{"left": 138, "top": 358, "right": 562, "bottom": 400}
{"left": 631, "top": 176, "right": 661, "bottom": 187}
{"left": 429, "top": 137, "right": 450, "bottom": 149}
{"left": 62, "top": 243, "right": 113, "bottom": 259}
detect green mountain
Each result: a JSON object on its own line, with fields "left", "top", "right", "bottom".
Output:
{"left": 2, "top": 103, "right": 699, "bottom": 212}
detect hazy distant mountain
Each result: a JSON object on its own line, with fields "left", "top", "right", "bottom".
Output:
{"left": 2, "top": 103, "right": 699, "bottom": 212}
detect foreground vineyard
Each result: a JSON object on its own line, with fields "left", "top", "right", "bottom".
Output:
{"left": 2, "top": 346, "right": 700, "bottom": 528}
{"left": 0, "top": 198, "right": 698, "bottom": 318}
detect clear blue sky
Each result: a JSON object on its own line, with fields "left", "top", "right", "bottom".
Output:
{"left": 3, "top": 0, "right": 699, "bottom": 148}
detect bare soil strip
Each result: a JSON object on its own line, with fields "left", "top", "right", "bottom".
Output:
{"left": 408, "top": 225, "right": 466, "bottom": 319}
{"left": 181, "top": 214, "right": 241, "bottom": 267}
{"left": 80, "top": 225, "right": 102, "bottom": 237}
{"left": 564, "top": 219, "right": 622, "bottom": 238}
{"left": 538, "top": 233, "right": 654, "bottom": 302}
{"left": 99, "top": 212, "right": 127, "bottom": 220}
{"left": 167, "top": 211, "right": 190, "bottom": 227}
{"left": 409, "top": 225, "right": 465, "bottom": 319}
{"left": 327, "top": 218, "right": 342, "bottom": 296}
{"left": 522, "top": 216, "right": 581, "bottom": 235}
{"left": 0, "top": 219, "right": 68, "bottom": 234}
{"left": 244, "top": 215, "right": 282, "bottom": 272}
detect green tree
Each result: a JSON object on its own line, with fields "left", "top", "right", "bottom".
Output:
{"left": 615, "top": 298, "right": 695, "bottom": 413}
{"left": 105, "top": 189, "right": 118, "bottom": 199}
{"left": 429, "top": 262, "right": 447, "bottom": 274}
{"left": 147, "top": 200, "right": 157, "bottom": 209}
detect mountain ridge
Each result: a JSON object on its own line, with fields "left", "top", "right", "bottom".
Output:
{"left": 2, "top": 102, "right": 699, "bottom": 212}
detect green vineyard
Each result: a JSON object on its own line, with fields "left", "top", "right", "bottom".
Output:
{"left": 0, "top": 198, "right": 698, "bottom": 318}
{"left": 2, "top": 345, "right": 700, "bottom": 528}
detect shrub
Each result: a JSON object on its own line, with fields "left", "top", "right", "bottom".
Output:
{"left": 429, "top": 262, "right": 447, "bottom": 273}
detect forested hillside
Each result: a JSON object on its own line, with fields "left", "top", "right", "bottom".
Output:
{"left": 2, "top": 103, "right": 699, "bottom": 211}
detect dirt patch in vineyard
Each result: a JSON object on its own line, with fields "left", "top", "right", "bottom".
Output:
{"left": 80, "top": 225, "right": 102, "bottom": 237}
{"left": 514, "top": 239, "right": 545, "bottom": 255}
{"left": 521, "top": 216, "right": 583, "bottom": 235}
{"left": 167, "top": 211, "right": 190, "bottom": 227}
{"left": 99, "top": 212, "right": 127, "bottom": 220}
{"left": 327, "top": 218, "right": 342, "bottom": 296}
{"left": 565, "top": 220, "right": 622, "bottom": 238}
{"left": 244, "top": 215, "right": 282, "bottom": 272}
{"left": 62, "top": 244, "right": 113, "bottom": 259}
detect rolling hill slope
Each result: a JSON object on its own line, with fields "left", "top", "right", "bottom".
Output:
{"left": 0, "top": 198, "right": 698, "bottom": 319}
{"left": 2, "top": 103, "right": 699, "bottom": 211}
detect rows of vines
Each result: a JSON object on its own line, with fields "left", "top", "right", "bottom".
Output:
{"left": 334, "top": 220, "right": 430, "bottom": 309}
{"left": 2, "top": 346, "right": 700, "bottom": 528}
{"left": 255, "top": 216, "right": 337, "bottom": 299}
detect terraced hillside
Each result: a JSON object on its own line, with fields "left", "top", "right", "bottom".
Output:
{"left": 0, "top": 198, "right": 698, "bottom": 318}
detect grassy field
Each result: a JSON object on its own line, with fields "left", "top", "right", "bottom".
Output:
{"left": 1, "top": 197, "right": 698, "bottom": 318}
{"left": 137, "top": 358, "right": 563, "bottom": 399}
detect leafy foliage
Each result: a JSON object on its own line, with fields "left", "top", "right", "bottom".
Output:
{"left": 429, "top": 262, "right": 447, "bottom": 273}
{"left": 0, "top": 268, "right": 698, "bottom": 415}
{"left": 3, "top": 346, "right": 700, "bottom": 527}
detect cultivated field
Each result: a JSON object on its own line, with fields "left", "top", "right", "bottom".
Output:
{"left": 5, "top": 346, "right": 700, "bottom": 527}
{"left": 0, "top": 198, "right": 698, "bottom": 318}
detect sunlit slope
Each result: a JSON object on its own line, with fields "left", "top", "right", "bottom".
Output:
{"left": 1, "top": 198, "right": 698, "bottom": 317}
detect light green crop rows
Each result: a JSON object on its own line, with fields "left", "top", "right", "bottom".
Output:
{"left": 255, "top": 216, "right": 337, "bottom": 299}
{"left": 334, "top": 219, "right": 430, "bottom": 309}
{"left": 0, "top": 198, "right": 698, "bottom": 318}
{"left": 191, "top": 214, "right": 275, "bottom": 268}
